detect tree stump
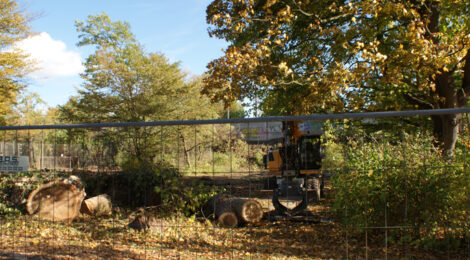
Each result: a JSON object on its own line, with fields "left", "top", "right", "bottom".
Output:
{"left": 128, "top": 214, "right": 157, "bottom": 231}
{"left": 26, "top": 181, "right": 85, "bottom": 221}
{"left": 80, "top": 194, "right": 112, "bottom": 216}
{"left": 128, "top": 209, "right": 166, "bottom": 232}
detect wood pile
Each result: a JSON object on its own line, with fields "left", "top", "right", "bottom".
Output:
{"left": 203, "top": 193, "right": 264, "bottom": 227}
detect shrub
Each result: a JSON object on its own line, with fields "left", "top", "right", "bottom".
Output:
{"left": 157, "top": 179, "right": 222, "bottom": 216}
{"left": 332, "top": 132, "right": 469, "bottom": 250}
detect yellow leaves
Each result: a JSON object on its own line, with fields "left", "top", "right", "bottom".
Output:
{"left": 278, "top": 6, "right": 290, "bottom": 16}
{"left": 264, "top": 0, "right": 278, "bottom": 9}
{"left": 258, "top": 75, "right": 268, "bottom": 84}
{"left": 233, "top": 22, "right": 243, "bottom": 33}
{"left": 211, "top": 14, "right": 220, "bottom": 23}
{"left": 278, "top": 61, "right": 288, "bottom": 71}
{"left": 351, "top": 16, "right": 356, "bottom": 23}
{"left": 278, "top": 61, "right": 293, "bottom": 76}
{"left": 375, "top": 52, "right": 388, "bottom": 62}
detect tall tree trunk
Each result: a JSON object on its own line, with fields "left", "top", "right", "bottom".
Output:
{"left": 181, "top": 134, "right": 192, "bottom": 167}
{"left": 27, "top": 132, "right": 35, "bottom": 168}
{"left": 432, "top": 69, "right": 460, "bottom": 156}
{"left": 431, "top": 114, "right": 461, "bottom": 157}
{"left": 430, "top": 49, "right": 470, "bottom": 157}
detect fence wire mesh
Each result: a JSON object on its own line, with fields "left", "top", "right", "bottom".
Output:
{"left": 0, "top": 109, "right": 469, "bottom": 259}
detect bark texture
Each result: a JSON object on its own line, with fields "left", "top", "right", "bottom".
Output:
{"left": 26, "top": 181, "right": 85, "bottom": 221}
{"left": 80, "top": 194, "right": 112, "bottom": 216}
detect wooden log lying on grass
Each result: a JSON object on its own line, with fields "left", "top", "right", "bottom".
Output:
{"left": 26, "top": 181, "right": 85, "bottom": 221}
{"left": 202, "top": 193, "right": 233, "bottom": 218}
{"left": 215, "top": 201, "right": 239, "bottom": 227}
{"left": 80, "top": 194, "right": 112, "bottom": 216}
{"left": 229, "top": 198, "right": 264, "bottom": 224}
{"left": 203, "top": 193, "right": 264, "bottom": 227}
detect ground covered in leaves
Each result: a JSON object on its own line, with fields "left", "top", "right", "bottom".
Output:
{"left": 0, "top": 201, "right": 461, "bottom": 259}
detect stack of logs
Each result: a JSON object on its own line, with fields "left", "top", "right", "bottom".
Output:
{"left": 202, "top": 193, "right": 264, "bottom": 227}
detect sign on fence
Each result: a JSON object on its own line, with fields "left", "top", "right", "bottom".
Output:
{"left": 234, "top": 122, "right": 283, "bottom": 143}
{"left": 0, "top": 156, "right": 29, "bottom": 172}
{"left": 234, "top": 120, "right": 322, "bottom": 143}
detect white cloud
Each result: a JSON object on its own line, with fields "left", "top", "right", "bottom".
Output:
{"left": 15, "top": 32, "right": 84, "bottom": 80}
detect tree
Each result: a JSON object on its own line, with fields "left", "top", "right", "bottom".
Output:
{"left": 11, "top": 92, "right": 49, "bottom": 167}
{"left": 60, "top": 13, "right": 222, "bottom": 170}
{"left": 203, "top": 0, "right": 470, "bottom": 156}
{"left": 0, "top": 0, "right": 34, "bottom": 125}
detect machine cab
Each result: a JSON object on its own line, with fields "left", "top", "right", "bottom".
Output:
{"left": 298, "top": 135, "right": 322, "bottom": 170}
{"left": 264, "top": 149, "right": 282, "bottom": 175}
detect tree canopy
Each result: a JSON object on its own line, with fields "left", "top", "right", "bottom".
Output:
{"left": 0, "top": 0, "right": 34, "bottom": 125}
{"left": 60, "top": 13, "right": 224, "bottom": 169}
{"left": 203, "top": 0, "right": 470, "bottom": 155}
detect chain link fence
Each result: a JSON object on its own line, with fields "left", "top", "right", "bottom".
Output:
{"left": 0, "top": 108, "right": 469, "bottom": 259}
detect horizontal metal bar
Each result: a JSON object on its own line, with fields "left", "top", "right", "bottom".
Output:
{"left": 1, "top": 108, "right": 469, "bottom": 130}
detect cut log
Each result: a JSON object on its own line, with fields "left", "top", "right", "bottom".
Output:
{"left": 203, "top": 193, "right": 264, "bottom": 226}
{"left": 201, "top": 193, "right": 234, "bottom": 218}
{"left": 26, "top": 181, "right": 85, "bottom": 221}
{"left": 214, "top": 199, "right": 238, "bottom": 227}
{"left": 230, "top": 198, "right": 263, "bottom": 224}
{"left": 217, "top": 211, "right": 238, "bottom": 227}
{"left": 80, "top": 194, "right": 112, "bottom": 216}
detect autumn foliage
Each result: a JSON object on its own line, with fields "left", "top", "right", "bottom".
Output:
{"left": 203, "top": 0, "right": 470, "bottom": 155}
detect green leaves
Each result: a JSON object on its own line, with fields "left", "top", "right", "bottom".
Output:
{"left": 0, "top": 0, "right": 34, "bottom": 125}
{"left": 331, "top": 132, "right": 470, "bottom": 249}
{"left": 75, "top": 12, "right": 136, "bottom": 50}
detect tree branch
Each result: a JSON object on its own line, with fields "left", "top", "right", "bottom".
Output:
{"left": 403, "top": 93, "right": 434, "bottom": 109}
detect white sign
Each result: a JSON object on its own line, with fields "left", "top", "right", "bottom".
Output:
{"left": 298, "top": 120, "right": 323, "bottom": 135}
{"left": 0, "top": 156, "right": 29, "bottom": 172}
{"left": 234, "top": 122, "right": 283, "bottom": 142}
{"left": 234, "top": 120, "right": 323, "bottom": 142}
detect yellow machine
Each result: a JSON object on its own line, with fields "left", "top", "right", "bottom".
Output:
{"left": 263, "top": 121, "right": 324, "bottom": 216}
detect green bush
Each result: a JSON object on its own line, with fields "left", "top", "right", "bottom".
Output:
{"left": 332, "top": 132, "right": 469, "bottom": 250}
{"left": 157, "top": 179, "right": 222, "bottom": 216}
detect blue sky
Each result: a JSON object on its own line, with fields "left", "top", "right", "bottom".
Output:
{"left": 17, "top": 0, "right": 227, "bottom": 107}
